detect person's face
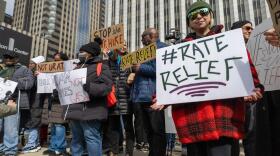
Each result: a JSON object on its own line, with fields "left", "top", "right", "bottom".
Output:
{"left": 54, "top": 54, "right": 62, "bottom": 61}
{"left": 29, "top": 62, "right": 36, "bottom": 70}
{"left": 188, "top": 8, "right": 211, "bottom": 32}
{"left": 242, "top": 23, "right": 254, "bottom": 43}
{"left": 3, "top": 55, "right": 17, "bottom": 66}
{"left": 141, "top": 34, "right": 152, "bottom": 46}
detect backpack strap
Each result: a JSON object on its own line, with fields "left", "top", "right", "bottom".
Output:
{"left": 96, "top": 63, "right": 102, "bottom": 76}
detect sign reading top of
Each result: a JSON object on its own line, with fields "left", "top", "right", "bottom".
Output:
{"left": 93, "top": 24, "right": 124, "bottom": 50}
{"left": 247, "top": 19, "right": 280, "bottom": 91}
{"left": 266, "top": 0, "right": 280, "bottom": 36}
{"left": 156, "top": 29, "right": 255, "bottom": 105}
{"left": 0, "top": 26, "right": 32, "bottom": 66}
{"left": 120, "top": 43, "right": 157, "bottom": 70}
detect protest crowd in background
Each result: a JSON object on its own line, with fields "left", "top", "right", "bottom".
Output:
{"left": 0, "top": 0, "right": 280, "bottom": 156}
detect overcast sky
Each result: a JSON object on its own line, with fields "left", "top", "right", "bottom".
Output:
{"left": 5, "top": 0, "right": 15, "bottom": 16}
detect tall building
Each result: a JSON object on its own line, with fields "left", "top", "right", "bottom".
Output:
{"left": 13, "top": 0, "right": 79, "bottom": 60}
{"left": 76, "top": 0, "right": 106, "bottom": 54}
{"left": 4, "top": 14, "right": 13, "bottom": 25}
{"left": 106, "top": 0, "right": 271, "bottom": 51}
{"left": 0, "top": 0, "right": 6, "bottom": 23}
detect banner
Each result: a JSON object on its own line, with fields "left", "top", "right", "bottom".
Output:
{"left": 54, "top": 68, "right": 89, "bottom": 105}
{"left": 266, "top": 0, "right": 280, "bottom": 35}
{"left": 247, "top": 19, "right": 280, "bottom": 91}
{"left": 156, "top": 29, "right": 255, "bottom": 105}
{"left": 0, "top": 26, "right": 32, "bottom": 66}
{"left": 120, "top": 43, "right": 157, "bottom": 70}
{"left": 93, "top": 24, "right": 124, "bottom": 50}
{"left": 0, "top": 78, "right": 18, "bottom": 100}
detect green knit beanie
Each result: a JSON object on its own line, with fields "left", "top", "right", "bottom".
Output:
{"left": 186, "top": 0, "right": 213, "bottom": 24}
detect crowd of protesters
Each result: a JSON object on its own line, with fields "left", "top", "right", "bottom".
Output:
{"left": 0, "top": 1, "right": 280, "bottom": 156}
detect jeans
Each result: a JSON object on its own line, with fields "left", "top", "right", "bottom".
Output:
{"left": 0, "top": 112, "right": 20, "bottom": 155}
{"left": 49, "top": 124, "right": 67, "bottom": 153}
{"left": 24, "top": 128, "right": 40, "bottom": 148}
{"left": 70, "top": 120, "right": 102, "bottom": 156}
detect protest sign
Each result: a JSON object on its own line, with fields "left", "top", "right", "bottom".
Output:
{"left": 37, "top": 61, "right": 64, "bottom": 73}
{"left": 54, "top": 68, "right": 89, "bottom": 105}
{"left": 247, "top": 18, "right": 280, "bottom": 91}
{"left": 164, "top": 106, "right": 177, "bottom": 133}
{"left": 37, "top": 73, "right": 58, "bottom": 93}
{"left": 0, "top": 77, "right": 18, "bottom": 100}
{"left": 120, "top": 43, "right": 157, "bottom": 70}
{"left": 64, "top": 59, "right": 79, "bottom": 71}
{"left": 93, "top": 24, "right": 124, "bottom": 50}
{"left": 266, "top": 0, "right": 280, "bottom": 36}
{"left": 156, "top": 29, "right": 255, "bottom": 105}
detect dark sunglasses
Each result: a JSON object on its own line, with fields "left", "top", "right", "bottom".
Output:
{"left": 188, "top": 8, "right": 210, "bottom": 21}
{"left": 242, "top": 26, "right": 254, "bottom": 31}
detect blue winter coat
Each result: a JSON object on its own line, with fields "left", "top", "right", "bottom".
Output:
{"left": 130, "top": 40, "right": 168, "bottom": 103}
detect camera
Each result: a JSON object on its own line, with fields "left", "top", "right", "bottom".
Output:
{"left": 165, "top": 28, "right": 182, "bottom": 44}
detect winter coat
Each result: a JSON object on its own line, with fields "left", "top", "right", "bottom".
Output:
{"left": 172, "top": 25, "right": 264, "bottom": 144}
{"left": 106, "top": 55, "right": 131, "bottom": 115}
{"left": 130, "top": 40, "right": 168, "bottom": 103}
{"left": 0, "top": 63, "right": 34, "bottom": 109}
{"left": 63, "top": 57, "right": 113, "bottom": 121}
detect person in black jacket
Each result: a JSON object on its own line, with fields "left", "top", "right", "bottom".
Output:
{"left": 103, "top": 45, "right": 135, "bottom": 156}
{"left": 64, "top": 41, "right": 113, "bottom": 156}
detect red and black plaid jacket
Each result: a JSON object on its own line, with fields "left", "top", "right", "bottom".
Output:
{"left": 172, "top": 25, "right": 264, "bottom": 144}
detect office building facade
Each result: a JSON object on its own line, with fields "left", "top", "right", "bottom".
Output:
{"left": 106, "top": 0, "right": 271, "bottom": 51}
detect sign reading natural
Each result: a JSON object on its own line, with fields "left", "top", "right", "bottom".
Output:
{"left": 37, "top": 61, "right": 64, "bottom": 73}
{"left": 156, "top": 29, "right": 255, "bottom": 105}
{"left": 93, "top": 24, "right": 124, "bottom": 50}
{"left": 120, "top": 43, "right": 157, "bottom": 70}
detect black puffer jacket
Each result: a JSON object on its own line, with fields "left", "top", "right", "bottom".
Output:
{"left": 63, "top": 57, "right": 113, "bottom": 121}
{"left": 107, "top": 59, "right": 131, "bottom": 115}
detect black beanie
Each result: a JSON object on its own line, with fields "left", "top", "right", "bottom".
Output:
{"left": 94, "top": 37, "right": 103, "bottom": 45}
{"left": 79, "top": 42, "right": 101, "bottom": 57}
{"left": 231, "top": 20, "right": 252, "bottom": 30}
{"left": 3, "top": 51, "right": 18, "bottom": 58}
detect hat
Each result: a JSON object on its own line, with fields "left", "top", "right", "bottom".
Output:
{"left": 231, "top": 20, "right": 252, "bottom": 30}
{"left": 186, "top": 1, "right": 212, "bottom": 24}
{"left": 3, "top": 51, "right": 18, "bottom": 58}
{"left": 31, "top": 56, "right": 45, "bottom": 64}
{"left": 79, "top": 42, "right": 101, "bottom": 57}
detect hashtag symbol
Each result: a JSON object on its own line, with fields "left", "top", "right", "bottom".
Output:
{"left": 162, "top": 49, "right": 177, "bottom": 64}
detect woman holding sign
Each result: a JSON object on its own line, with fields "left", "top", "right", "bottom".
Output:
{"left": 157, "top": 1, "right": 264, "bottom": 156}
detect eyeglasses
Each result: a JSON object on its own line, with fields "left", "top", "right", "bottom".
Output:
{"left": 188, "top": 8, "right": 210, "bottom": 21}
{"left": 242, "top": 26, "right": 254, "bottom": 31}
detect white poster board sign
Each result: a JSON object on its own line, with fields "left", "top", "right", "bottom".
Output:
{"left": 156, "top": 29, "right": 254, "bottom": 105}
{"left": 54, "top": 68, "right": 89, "bottom": 105}
{"left": 247, "top": 18, "right": 280, "bottom": 91}
{"left": 164, "top": 106, "right": 177, "bottom": 133}
{"left": 64, "top": 59, "right": 80, "bottom": 71}
{"left": 37, "top": 73, "right": 59, "bottom": 93}
{"left": 0, "top": 78, "right": 18, "bottom": 100}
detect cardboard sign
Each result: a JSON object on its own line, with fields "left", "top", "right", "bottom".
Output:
{"left": 37, "top": 61, "right": 64, "bottom": 73}
{"left": 156, "top": 29, "right": 255, "bottom": 105}
{"left": 93, "top": 24, "right": 124, "bottom": 50}
{"left": 247, "top": 18, "right": 280, "bottom": 91}
{"left": 37, "top": 73, "right": 59, "bottom": 93}
{"left": 120, "top": 43, "right": 157, "bottom": 70}
{"left": 54, "top": 68, "right": 89, "bottom": 105}
{"left": 266, "top": 0, "right": 280, "bottom": 36}
{"left": 0, "top": 77, "right": 18, "bottom": 100}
